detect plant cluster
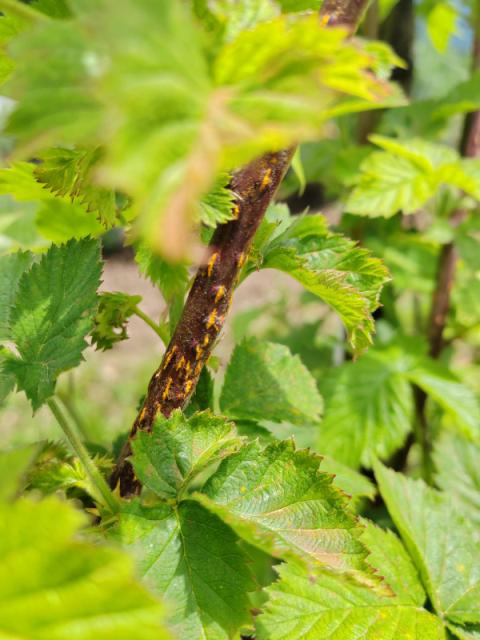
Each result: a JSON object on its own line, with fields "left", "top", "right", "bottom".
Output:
{"left": 0, "top": 0, "right": 479, "bottom": 639}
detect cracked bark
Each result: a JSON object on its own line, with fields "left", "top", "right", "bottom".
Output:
{"left": 111, "top": 0, "right": 370, "bottom": 497}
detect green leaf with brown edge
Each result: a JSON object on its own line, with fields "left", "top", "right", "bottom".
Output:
{"left": 194, "top": 439, "right": 375, "bottom": 583}
{"left": 219, "top": 338, "right": 323, "bottom": 425}
{"left": 115, "top": 499, "right": 254, "bottom": 640}
{"left": 131, "top": 409, "right": 243, "bottom": 499}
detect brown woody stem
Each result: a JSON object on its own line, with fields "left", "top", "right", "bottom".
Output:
{"left": 111, "top": 0, "right": 370, "bottom": 497}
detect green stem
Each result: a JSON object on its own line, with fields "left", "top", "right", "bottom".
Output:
{"left": 48, "top": 398, "right": 119, "bottom": 514}
{"left": 133, "top": 306, "right": 169, "bottom": 345}
{"left": 57, "top": 391, "right": 91, "bottom": 441}
{"left": 0, "top": 0, "right": 49, "bottom": 22}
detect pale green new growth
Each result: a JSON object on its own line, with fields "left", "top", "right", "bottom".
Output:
{"left": 3, "top": 1, "right": 401, "bottom": 255}
{"left": 347, "top": 135, "right": 480, "bottom": 217}
{"left": 257, "top": 214, "right": 390, "bottom": 352}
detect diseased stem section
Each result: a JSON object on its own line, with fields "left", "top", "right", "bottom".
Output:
{"left": 112, "top": 150, "right": 294, "bottom": 495}
{"left": 111, "top": 0, "right": 370, "bottom": 497}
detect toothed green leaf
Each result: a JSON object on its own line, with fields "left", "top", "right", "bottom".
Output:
{"left": 259, "top": 214, "right": 390, "bottom": 353}
{"left": 375, "top": 462, "right": 480, "bottom": 625}
{"left": 131, "top": 410, "right": 243, "bottom": 499}
{"left": 256, "top": 561, "right": 445, "bottom": 640}
{"left": 195, "top": 439, "right": 373, "bottom": 581}
{"left": 0, "top": 249, "right": 33, "bottom": 340}
{"left": 4, "top": 2, "right": 400, "bottom": 256}
{"left": 346, "top": 136, "right": 480, "bottom": 217}
{"left": 91, "top": 291, "right": 142, "bottom": 351}
{"left": 116, "top": 499, "right": 254, "bottom": 640}
{"left": 34, "top": 147, "right": 117, "bottom": 227}
{"left": 3, "top": 238, "right": 101, "bottom": 409}
{"left": 318, "top": 345, "right": 414, "bottom": 468}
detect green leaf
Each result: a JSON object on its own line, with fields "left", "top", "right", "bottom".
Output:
{"left": 260, "top": 214, "right": 390, "bottom": 352}
{"left": 0, "top": 249, "right": 32, "bottom": 340}
{"left": 434, "top": 432, "right": 480, "bottom": 526}
{"left": 91, "top": 291, "right": 142, "bottom": 351}
{"left": 0, "top": 444, "right": 40, "bottom": 502}
{"left": 4, "top": 238, "right": 101, "bottom": 409}
{"left": 219, "top": 338, "right": 323, "bottom": 425}
{"left": 0, "top": 348, "right": 16, "bottom": 404}
{"left": 256, "top": 562, "right": 446, "bottom": 640}
{"left": 407, "top": 361, "right": 480, "bottom": 440}
{"left": 375, "top": 462, "right": 480, "bottom": 625}
{"left": 134, "top": 242, "right": 189, "bottom": 303}
{"left": 0, "top": 162, "right": 106, "bottom": 241}
{"left": 448, "top": 623, "right": 480, "bottom": 640}
{"left": 26, "top": 440, "right": 114, "bottom": 501}
{"left": 320, "top": 457, "right": 376, "bottom": 501}
{"left": 195, "top": 439, "right": 373, "bottom": 580}
{"left": 426, "top": 2, "right": 457, "bottom": 54}
{"left": 318, "top": 345, "right": 414, "bottom": 468}
{"left": 0, "top": 496, "right": 170, "bottom": 639}
{"left": 5, "top": 4, "right": 400, "bottom": 257}
{"left": 117, "top": 499, "right": 254, "bottom": 639}
{"left": 35, "top": 197, "right": 105, "bottom": 242}
{"left": 346, "top": 136, "right": 480, "bottom": 217}
{"left": 199, "top": 172, "right": 236, "bottom": 227}
{"left": 131, "top": 410, "right": 243, "bottom": 499}
{"left": 34, "top": 146, "right": 117, "bottom": 227}
{"left": 360, "top": 520, "right": 425, "bottom": 605}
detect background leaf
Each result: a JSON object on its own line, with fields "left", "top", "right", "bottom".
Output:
{"left": 220, "top": 338, "right": 323, "bottom": 425}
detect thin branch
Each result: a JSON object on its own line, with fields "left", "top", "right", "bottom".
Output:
{"left": 48, "top": 398, "right": 119, "bottom": 513}
{"left": 133, "top": 305, "right": 169, "bottom": 345}
{"left": 57, "top": 390, "right": 91, "bottom": 442}
{"left": 111, "top": 0, "right": 371, "bottom": 497}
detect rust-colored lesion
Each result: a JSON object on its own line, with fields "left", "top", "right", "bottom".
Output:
{"left": 110, "top": 0, "right": 371, "bottom": 497}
